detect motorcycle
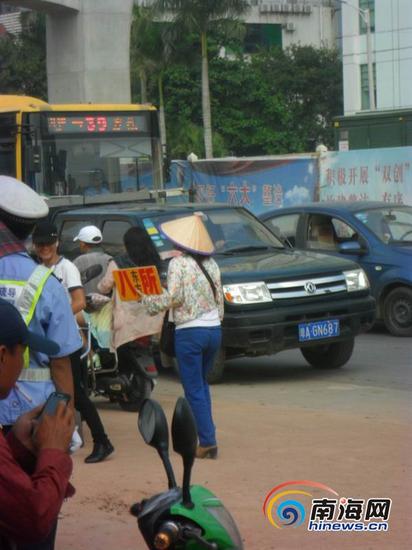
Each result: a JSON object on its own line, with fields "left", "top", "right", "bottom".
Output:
{"left": 80, "top": 264, "right": 157, "bottom": 412}
{"left": 131, "top": 397, "right": 244, "bottom": 549}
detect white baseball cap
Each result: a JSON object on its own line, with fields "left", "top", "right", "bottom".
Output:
{"left": 73, "top": 225, "right": 103, "bottom": 244}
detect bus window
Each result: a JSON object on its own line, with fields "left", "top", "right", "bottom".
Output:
{"left": 0, "top": 114, "right": 16, "bottom": 177}
{"left": 19, "top": 107, "right": 162, "bottom": 197}
{"left": 38, "top": 135, "right": 156, "bottom": 196}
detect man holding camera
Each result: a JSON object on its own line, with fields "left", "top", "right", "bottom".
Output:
{"left": 0, "top": 299, "right": 75, "bottom": 550}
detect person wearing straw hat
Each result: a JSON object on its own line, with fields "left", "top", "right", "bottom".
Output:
{"left": 141, "top": 213, "right": 224, "bottom": 459}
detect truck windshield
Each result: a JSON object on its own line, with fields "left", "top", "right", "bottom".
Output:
{"left": 355, "top": 206, "right": 412, "bottom": 243}
{"left": 144, "top": 208, "right": 285, "bottom": 256}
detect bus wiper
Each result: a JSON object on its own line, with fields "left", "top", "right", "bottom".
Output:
{"left": 220, "top": 244, "right": 282, "bottom": 255}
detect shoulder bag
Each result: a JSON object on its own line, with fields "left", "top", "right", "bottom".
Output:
{"left": 159, "top": 309, "right": 176, "bottom": 357}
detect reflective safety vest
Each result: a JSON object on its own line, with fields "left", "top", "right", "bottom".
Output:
{"left": 0, "top": 265, "right": 53, "bottom": 377}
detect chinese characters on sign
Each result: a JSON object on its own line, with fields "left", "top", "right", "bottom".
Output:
{"left": 320, "top": 147, "right": 412, "bottom": 205}
{"left": 310, "top": 498, "right": 391, "bottom": 522}
{"left": 185, "top": 158, "right": 317, "bottom": 215}
{"left": 113, "top": 266, "right": 162, "bottom": 302}
{"left": 196, "top": 182, "right": 286, "bottom": 208}
{"left": 0, "top": 287, "right": 16, "bottom": 299}
{"left": 263, "top": 480, "right": 392, "bottom": 533}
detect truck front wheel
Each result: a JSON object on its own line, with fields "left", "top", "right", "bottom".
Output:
{"left": 301, "top": 338, "right": 354, "bottom": 369}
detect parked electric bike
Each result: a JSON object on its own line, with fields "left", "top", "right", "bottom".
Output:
{"left": 131, "top": 397, "right": 243, "bottom": 549}
{"left": 80, "top": 265, "right": 157, "bottom": 412}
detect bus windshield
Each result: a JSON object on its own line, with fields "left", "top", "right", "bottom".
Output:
{"left": 23, "top": 110, "right": 162, "bottom": 196}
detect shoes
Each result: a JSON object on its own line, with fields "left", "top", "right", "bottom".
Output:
{"left": 84, "top": 440, "right": 114, "bottom": 464}
{"left": 195, "top": 445, "right": 218, "bottom": 459}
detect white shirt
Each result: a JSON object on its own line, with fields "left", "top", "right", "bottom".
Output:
{"left": 52, "top": 257, "right": 82, "bottom": 303}
{"left": 176, "top": 308, "right": 220, "bottom": 330}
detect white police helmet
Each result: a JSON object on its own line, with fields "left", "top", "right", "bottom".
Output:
{"left": 0, "top": 176, "right": 49, "bottom": 239}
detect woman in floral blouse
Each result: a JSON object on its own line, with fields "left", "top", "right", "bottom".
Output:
{"left": 142, "top": 213, "right": 224, "bottom": 459}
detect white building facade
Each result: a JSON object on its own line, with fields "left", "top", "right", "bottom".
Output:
{"left": 341, "top": 0, "right": 412, "bottom": 114}
{"left": 241, "top": 1, "right": 338, "bottom": 50}
{"left": 137, "top": 1, "right": 339, "bottom": 51}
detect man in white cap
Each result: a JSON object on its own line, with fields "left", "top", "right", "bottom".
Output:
{"left": 0, "top": 175, "right": 82, "bottom": 549}
{"left": 73, "top": 225, "right": 112, "bottom": 295}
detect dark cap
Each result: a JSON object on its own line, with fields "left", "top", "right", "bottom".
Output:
{"left": 0, "top": 299, "right": 60, "bottom": 356}
{"left": 32, "top": 221, "right": 59, "bottom": 245}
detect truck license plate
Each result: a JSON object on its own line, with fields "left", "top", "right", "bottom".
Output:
{"left": 298, "top": 319, "right": 340, "bottom": 342}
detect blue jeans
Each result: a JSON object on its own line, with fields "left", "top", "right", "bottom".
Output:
{"left": 175, "top": 326, "right": 221, "bottom": 447}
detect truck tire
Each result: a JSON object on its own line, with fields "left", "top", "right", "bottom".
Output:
{"left": 206, "top": 348, "right": 226, "bottom": 384}
{"left": 301, "top": 338, "right": 354, "bottom": 369}
{"left": 383, "top": 287, "right": 412, "bottom": 337}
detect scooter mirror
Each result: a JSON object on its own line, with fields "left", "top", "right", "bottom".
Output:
{"left": 172, "top": 397, "right": 197, "bottom": 508}
{"left": 138, "top": 399, "right": 177, "bottom": 489}
{"left": 172, "top": 397, "right": 197, "bottom": 457}
{"left": 138, "top": 399, "right": 169, "bottom": 448}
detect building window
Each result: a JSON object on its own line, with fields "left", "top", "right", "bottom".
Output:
{"left": 359, "top": 0, "right": 375, "bottom": 34}
{"left": 360, "top": 63, "right": 376, "bottom": 110}
{"left": 244, "top": 24, "right": 282, "bottom": 53}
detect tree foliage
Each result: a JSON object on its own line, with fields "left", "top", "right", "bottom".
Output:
{"left": 153, "top": 0, "right": 249, "bottom": 158}
{"left": 149, "top": 43, "right": 342, "bottom": 158}
{"left": 0, "top": 12, "right": 47, "bottom": 99}
{"left": 0, "top": 9, "right": 343, "bottom": 161}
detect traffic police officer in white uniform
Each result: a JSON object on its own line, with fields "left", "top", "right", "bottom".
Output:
{"left": 0, "top": 175, "right": 81, "bottom": 431}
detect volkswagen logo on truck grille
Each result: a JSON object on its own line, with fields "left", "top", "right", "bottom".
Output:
{"left": 304, "top": 281, "right": 317, "bottom": 295}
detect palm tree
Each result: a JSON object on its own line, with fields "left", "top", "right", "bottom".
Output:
{"left": 154, "top": 0, "right": 249, "bottom": 158}
{"left": 130, "top": 7, "right": 156, "bottom": 103}
{"left": 131, "top": 6, "right": 175, "bottom": 154}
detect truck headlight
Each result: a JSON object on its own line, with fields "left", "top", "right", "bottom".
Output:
{"left": 223, "top": 282, "right": 272, "bottom": 304}
{"left": 344, "top": 269, "right": 370, "bottom": 292}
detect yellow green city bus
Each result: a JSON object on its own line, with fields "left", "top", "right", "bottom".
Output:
{"left": 0, "top": 95, "right": 163, "bottom": 197}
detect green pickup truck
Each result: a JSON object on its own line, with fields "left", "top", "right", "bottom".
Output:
{"left": 52, "top": 203, "right": 376, "bottom": 382}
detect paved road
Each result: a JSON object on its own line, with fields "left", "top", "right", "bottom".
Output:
{"left": 58, "top": 330, "right": 411, "bottom": 550}
{"left": 219, "top": 325, "right": 411, "bottom": 415}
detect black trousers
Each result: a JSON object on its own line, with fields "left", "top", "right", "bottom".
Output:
{"left": 70, "top": 349, "right": 108, "bottom": 444}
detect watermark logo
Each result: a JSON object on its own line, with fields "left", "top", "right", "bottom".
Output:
{"left": 263, "top": 480, "right": 391, "bottom": 532}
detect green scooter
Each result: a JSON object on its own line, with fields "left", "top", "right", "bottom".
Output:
{"left": 130, "top": 397, "right": 243, "bottom": 550}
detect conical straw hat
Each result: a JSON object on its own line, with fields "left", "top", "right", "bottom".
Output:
{"left": 160, "top": 213, "right": 215, "bottom": 256}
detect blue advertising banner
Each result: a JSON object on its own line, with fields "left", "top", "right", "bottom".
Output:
{"left": 319, "top": 146, "right": 412, "bottom": 205}
{"left": 171, "top": 157, "right": 318, "bottom": 215}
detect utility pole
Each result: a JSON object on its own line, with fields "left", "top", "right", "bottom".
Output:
{"left": 363, "top": 8, "right": 376, "bottom": 110}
